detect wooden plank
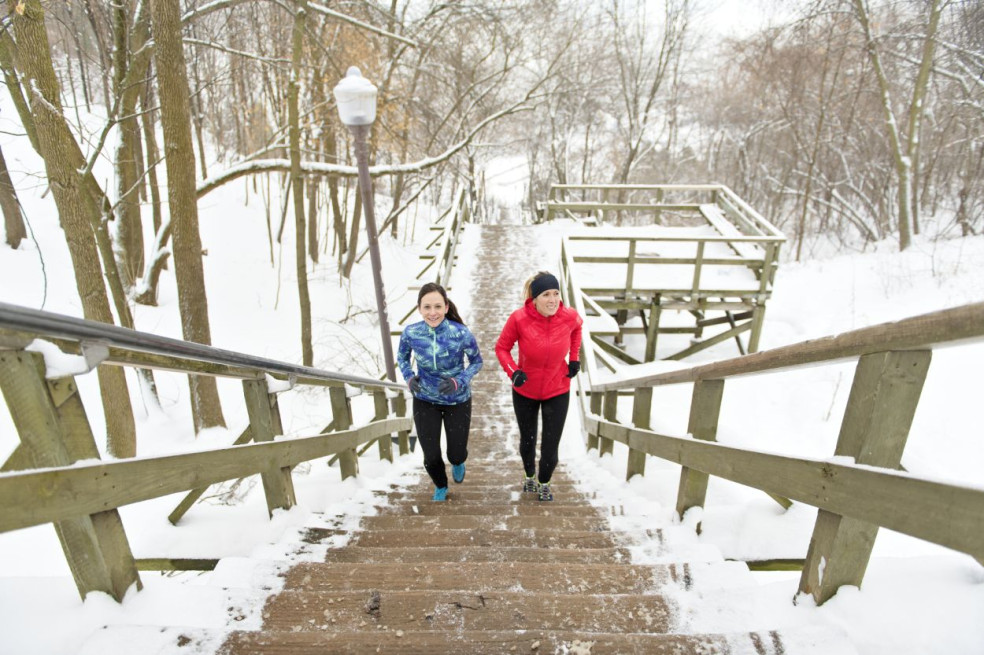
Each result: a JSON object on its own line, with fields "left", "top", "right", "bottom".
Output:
{"left": 626, "top": 387, "right": 652, "bottom": 480}
{"left": 545, "top": 201, "right": 701, "bottom": 212}
{"left": 799, "top": 350, "right": 931, "bottom": 605}
{"left": 592, "top": 335, "right": 642, "bottom": 365}
{"left": 243, "top": 379, "right": 295, "bottom": 516}
{"left": 600, "top": 391, "right": 617, "bottom": 457}
{"left": 0, "top": 417, "right": 410, "bottom": 534}
{"left": 592, "top": 302, "right": 984, "bottom": 391}
{"left": 168, "top": 424, "right": 254, "bottom": 525}
{"left": 589, "top": 419, "right": 984, "bottom": 562}
{"left": 644, "top": 295, "right": 661, "bottom": 361}
{"left": 330, "top": 386, "right": 358, "bottom": 480}
{"left": 135, "top": 558, "right": 218, "bottom": 571}
{"left": 675, "top": 379, "right": 725, "bottom": 524}
{"left": 666, "top": 321, "right": 751, "bottom": 361}
{"left": 392, "top": 394, "right": 411, "bottom": 455}
{"left": 586, "top": 392, "right": 602, "bottom": 451}
{"left": 372, "top": 390, "right": 394, "bottom": 462}
{"left": 0, "top": 351, "right": 141, "bottom": 601}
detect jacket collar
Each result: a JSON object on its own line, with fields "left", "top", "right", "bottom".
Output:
{"left": 523, "top": 298, "right": 566, "bottom": 320}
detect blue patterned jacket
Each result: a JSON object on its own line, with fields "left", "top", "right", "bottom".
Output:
{"left": 397, "top": 318, "right": 483, "bottom": 405}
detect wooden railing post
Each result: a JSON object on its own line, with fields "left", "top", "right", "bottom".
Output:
{"left": 242, "top": 378, "right": 295, "bottom": 516}
{"left": 372, "top": 390, "right": 394, "bottom": 462}
{"left": 599, "top": 390, "right": 617, "bottom": 457}
{"left": 0, "top": 350, "right": 141, "bottom": 601}
{"left": 587, "top": 391, "right": 602, "bottom": 451}
{"left": 626, "top": 387, "right": 652, "bottom": 480}
{"left": 329, "top": 385, "right": 359, "bottom": 479}
{"left": 391, "top": 393, "right": 411, "bottom": 455}
{"left": 799, "top": 350, "right": 931, "bottom": 605}
{"left": 644, "top": 294, "right": 661, "bottom": 362}
{"left": 675, "top": 378, "right": 725, "bottom": 527}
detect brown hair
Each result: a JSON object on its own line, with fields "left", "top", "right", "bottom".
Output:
{"left": 418, "top": 282, "right": 464, "bottom": 325}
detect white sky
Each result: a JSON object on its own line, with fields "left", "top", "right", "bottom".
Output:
{"left": 1, "top": 76, "right": 984, "bottom": 654}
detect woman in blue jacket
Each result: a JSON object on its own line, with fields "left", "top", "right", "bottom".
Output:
{"left": 397, "top": 282, "right": 483, "bottom": 501}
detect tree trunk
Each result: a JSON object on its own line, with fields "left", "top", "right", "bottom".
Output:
{"left": 342, "top": 186, "right": 361, "bottom": 279}
{"left": 111, "top": 0, "right": 149, "bottom": 289}
{"left": 12, "top": 0, "right": 137, "bottom": 457}
{"left": 0, "top": 146, "right": 26, "bottom": 249}
{"left": 289, "top": 0, "right": 313, "bottom": 366}
{"left": 150, "top": 0, "right": 225, "bottom": 432}
{"left": 0, "top": 32, "right": 39, "bottom": 152}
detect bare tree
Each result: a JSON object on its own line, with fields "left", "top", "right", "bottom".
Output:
{"left": 10, "top": 0, "right": 137, "bottom": 457}
{"left": 150, "top": 0, "right": 226, "bottom": 432}
{"left": 853, "top": 0, "right": 947, "bottom": 251}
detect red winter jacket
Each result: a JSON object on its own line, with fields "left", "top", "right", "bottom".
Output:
{"left": 496, "top": 299, "right": 583, "bottom": 400}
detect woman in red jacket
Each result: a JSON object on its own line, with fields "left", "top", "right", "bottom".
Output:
{"left": 495, "top": 271, "right": 582, "bottom": 501}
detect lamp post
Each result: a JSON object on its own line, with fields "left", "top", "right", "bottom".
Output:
{"left": 333, "top": 66, "right": 396, "bottom": 382}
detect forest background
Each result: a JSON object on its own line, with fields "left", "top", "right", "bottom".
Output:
{"left": 0, "top": 1, "right": 983, "bottom": 653}
{"left": 1, "top": 0, "right": 982, "bottom": 453}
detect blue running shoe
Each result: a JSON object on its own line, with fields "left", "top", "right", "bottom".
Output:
{"left": 432, "top": 486, "right": 448, "bottom": 501}
{"left": 452, "top": 463, "right": 466, "bottom": 484}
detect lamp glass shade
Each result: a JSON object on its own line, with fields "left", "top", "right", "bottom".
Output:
{"left": 333, "top": 66, "right": 377, "bottom": 126}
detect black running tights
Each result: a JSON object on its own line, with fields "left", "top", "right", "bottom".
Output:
{"left": 413, "top": 397, "right": 471, "bottom": 489}
{"left": 512, "top": 390, "right": 570, "bottom": 484}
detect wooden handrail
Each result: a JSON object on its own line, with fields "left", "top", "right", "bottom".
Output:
{"left": 593, "top": 301, "right": 984, "bottom": 391}
{"left": 586, "top": 416, "right": 984, "bottom": 562}
{"left": 0, "top": 302, "right": 405, "bottom": 390}
{"left": 0, "top": 417, "right": 410, "bottom": 534}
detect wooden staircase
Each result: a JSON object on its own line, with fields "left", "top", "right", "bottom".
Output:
{"left": 76, "top": 225, "right": 855, "bottom": 654}
{"left": 217, "top": 464, "right": 795, "bottom": 654}
{"left": 215, "top": 226, "right": 852, "bottom": 654}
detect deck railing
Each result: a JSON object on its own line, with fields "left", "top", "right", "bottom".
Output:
{"left": 560, "top": 253, "right": 984, "bottom": 605}
{"left": 397, "top": 186, "right": 470, "bottom": 328}
{"left": 0, "top": 302, "right": 412, "bottom": 602}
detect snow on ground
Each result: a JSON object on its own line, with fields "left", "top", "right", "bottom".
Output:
{"left": 1, "top": 96, "right": 983, "bottom": 654}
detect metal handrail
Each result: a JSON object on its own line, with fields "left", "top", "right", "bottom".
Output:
{"left": 0, "top": 302, "right": 406, "bottom": 389}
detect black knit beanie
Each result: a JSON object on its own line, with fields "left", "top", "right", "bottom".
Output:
{"left": 530, "top": 273, "right": 560, "bottom": 299}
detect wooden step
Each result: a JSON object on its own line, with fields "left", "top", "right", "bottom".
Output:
{"left": 219, "top": 627, "right": 797, "bottom": 654}
{"left": 345, "top": 528, "right": 619, "bottom": 549}
{"left": 374, "top": 502, "right": 605, "bottom": 517}
{"left": 376, "top": 489, "right": 591, "bottom": 503}
{"left": 282, "top": 561, "right": 696, "bottom": 594}
{"left": 356, "top": 514, "right": 610, "bottom": 532}
{"left": 322, "top": 546, "right": 634, "bottom": 564}
{"left": 260, "top": 589, "right": 673, "bottom": 633}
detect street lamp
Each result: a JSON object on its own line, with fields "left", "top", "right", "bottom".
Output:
{"left": 333, "top": 66, "right": 396, "bottom": 382}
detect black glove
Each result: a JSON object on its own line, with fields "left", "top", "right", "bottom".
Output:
{"left": 511, "top": 370, "right": 527, "bottom": 388}
{"left": 567, "top": 361, "right": 580, "bottom": 378}
{"left": 438, "top": 377, "right": 458, "bottom": 394}
{"left": 408, "top": 376, "right": 422, "bottom": 394}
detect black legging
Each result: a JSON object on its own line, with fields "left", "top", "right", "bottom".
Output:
{"left": 413, "top": 397, "right": 472, "bottom": 489}
{"left": 512, "top": 390, "right": 570, "bottom": 484}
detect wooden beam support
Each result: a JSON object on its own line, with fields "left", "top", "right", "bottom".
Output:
{"left": 600, "top": 390, "right": 617, "bottom": 457}
{"left": 676, "top": 378, "right": 726, "bottom": 528}
{"left": 626, "top": 387, "right": 652, "bottom": 480}
{"left": 372, "top": 390, "right": 394, "bottom": 462}
{"left": 0, "top": 351, "right": 140, "bottom": 602}
{"left": 392, "top": 393, "right": 411, "bottom": 455}
{"left": 330, "top": 386, "right": 359, "bottom": 480}
{"left": 587, "top": 391, "right": 602, "bottom": 451}
{"left": 243, "top": 379, "right": 295, "bottom": 516}
{"left": 644, "top": 295, "right": 661, "bottom": 362}
{"left": 799, "top": 350, "right": 931, "bottom": 605}
{"left": 168, "top": 424, "right": 254, "bottom": 525}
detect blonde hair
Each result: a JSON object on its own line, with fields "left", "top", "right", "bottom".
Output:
{"left": 523, "top": 271, "right": 555, "bottom": 300}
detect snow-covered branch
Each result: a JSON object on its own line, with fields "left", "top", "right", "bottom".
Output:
{"left": 197, "top": 101, "right": 533, "bottom": 198}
